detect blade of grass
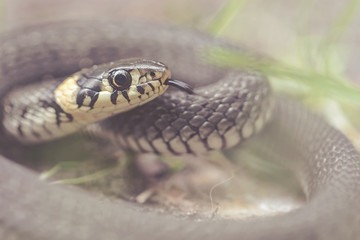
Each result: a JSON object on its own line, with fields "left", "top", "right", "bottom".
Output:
{"left": 208, "top": 48, "right": 360, "bottom": 103}
{"left": 322, "top": 0, "right": 360, "bottom": 47}
{"left": 39, "top": 161, "right": 80, "bottom": 180}
{"left": 51, "top": 168, "right": 115, "bottom": 185}
{"left": 320, "top": 0, "right": 360, "bottom": 74}
{"left": 207, "top": 0, "right": 248, "bottom": 35}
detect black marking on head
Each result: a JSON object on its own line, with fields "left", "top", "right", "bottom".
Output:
{"left": 136, "top": 85, "right": 145, "bottom": 95}
{"left": 89, "top": 93, "right": 99, "bottom": 109}
{"left": 76, "top": 77, "right": 87, "bottom": 86}
{"left": 147, "top": 82, "right": 155, "bottom": 91}
{"left": 158, "top": 79, "right": 163, "bottom": 86}
{"left": 17, "top": 125, "right": 24, "bottom": 137}
{"left": 76, "top": 90, "right": 86, "bottom": 107}
{"left": 139, "top": 74, "right": 146, "bottom": 82}
{"left": 121, "top": 90, "right": 130, "bottom": 103}
{"left": 76, "top": 89, "right": 98, "bottom": 108}
{"left": 111, "top": 91, "right": 118, "bottom": 105}
{"left": 77, "top": 77, "right": 102, "bottom": 92}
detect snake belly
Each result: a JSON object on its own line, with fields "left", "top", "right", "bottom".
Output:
{"left": 0, "top": 21, "right": 360, "bottom": 240}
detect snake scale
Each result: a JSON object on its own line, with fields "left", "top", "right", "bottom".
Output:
{"left": 0, "top": 21, "right": 359, "bottom": 240}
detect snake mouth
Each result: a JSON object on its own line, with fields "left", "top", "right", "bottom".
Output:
{"left": 164, "top": 79, "right": 194, "bottom": 94}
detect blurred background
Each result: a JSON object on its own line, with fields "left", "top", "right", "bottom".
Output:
{"left": 2, "top": 0, "right": 360, "bottom": 71}
{"left": 1, "top": 0, "right": 359, "bottom": 218}
{"left": 1, "top": 0, "right": 359, "bottom": 146}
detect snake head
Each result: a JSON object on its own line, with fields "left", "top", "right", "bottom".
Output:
{"left": 54, "top": 58, "right": 172, "bottom": 123}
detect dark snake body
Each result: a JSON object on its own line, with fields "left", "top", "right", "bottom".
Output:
{"left": 0, "top": 21, "right": 359, "bottom": 240}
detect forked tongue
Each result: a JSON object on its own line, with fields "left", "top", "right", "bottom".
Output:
{"left": 164, "top": 79, "right": 194, "bottom": 94}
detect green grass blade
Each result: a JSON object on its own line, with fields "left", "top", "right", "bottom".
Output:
{"left": 320, "top": 0, "right": 360, "bottom": 74}
{"left": 51, "top": 168, "right": 114, "bottom": 185}
{"left": 322, "top": 0, "right": 360, "bottom": 46}
{"left": 39, "top": 161, "right": 80, "bottom": 180}
{"left": 208, "top": 48, "right": 360, "bottom": 103}
{"left": 207, "top": 0, "right": 248, "bottom": 35}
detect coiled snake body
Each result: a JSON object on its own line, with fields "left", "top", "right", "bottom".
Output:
{"left": 0, "top": 21, "right": 359, "bottom": 240}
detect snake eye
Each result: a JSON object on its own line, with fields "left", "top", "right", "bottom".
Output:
{"left": 109, "top": 69, "right": 132, "bottom": 90}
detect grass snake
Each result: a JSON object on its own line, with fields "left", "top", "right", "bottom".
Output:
{"left": 0, "top": 20, "right": 359, "bottom": 240}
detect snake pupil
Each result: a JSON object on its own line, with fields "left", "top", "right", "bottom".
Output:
{"left": 109, "top": 69, "right": 132, "bottom": 90}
